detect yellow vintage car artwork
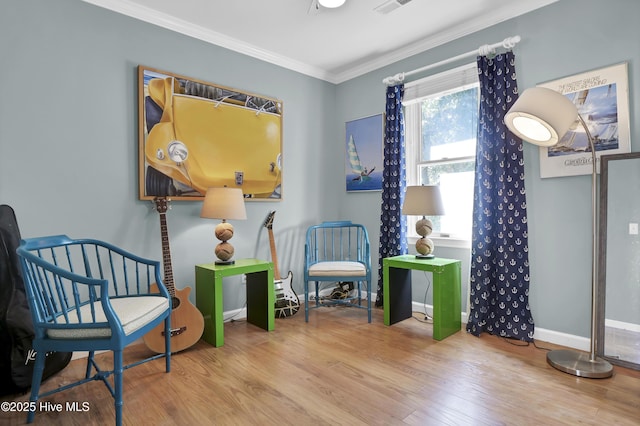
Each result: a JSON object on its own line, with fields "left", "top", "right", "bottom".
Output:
{"left": 139, "top": 67, "right": 283, "bottom": 200}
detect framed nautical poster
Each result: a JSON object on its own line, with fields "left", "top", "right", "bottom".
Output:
{"left": 345, "top": 114, "right": 384, "bottom": 192}
{"left": 138, "top": 66, "right": 283, "bottom": 201}
{"left": 537, "top": 62, "right": 630, "bottom": 178}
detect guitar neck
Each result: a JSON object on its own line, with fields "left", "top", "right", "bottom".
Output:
{"left": 267, "top": 228, "right": 281, "bottom": 279}
{"left": 158, "top": 212, "right": 176, "bottom": 297}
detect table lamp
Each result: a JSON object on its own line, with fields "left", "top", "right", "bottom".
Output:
{"left": 402, "top": 185, "right": 445, "bottom": 259}
{"left": 505, "top": 86, "right": 613, "bottom": 379}
{"left": 200, "top": 187, "right": 247, "bottom": 265}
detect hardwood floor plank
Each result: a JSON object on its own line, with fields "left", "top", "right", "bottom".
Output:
{"left": 2, "top": 306, "right": 638, "bottom": 425}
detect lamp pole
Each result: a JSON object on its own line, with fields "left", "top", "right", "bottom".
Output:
{"left": 545, "top": 115, "right": 613, "bottom": 378}
{"left": 504, "top": 86, "right": 614, "bottom": 378}
{"left": 581, "top": 114, "right": 599, "bottom": 363}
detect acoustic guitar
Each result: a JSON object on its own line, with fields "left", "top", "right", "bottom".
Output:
{"left": 263, "top": 211, "right": 299, "bottom": 318}
{"left": 144, "top": 197, "right": 204, "bottom": 353}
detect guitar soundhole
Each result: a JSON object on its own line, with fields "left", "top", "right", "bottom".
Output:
{"left": 171, "top": 296, "right": 181, "bottom": 310}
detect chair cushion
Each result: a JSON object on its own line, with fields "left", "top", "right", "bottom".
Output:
{"left": 47, "top": 296, "right": 169, "bottom": 339}
{"left": 308, "top": 261, "right": 366, "bottom": 277}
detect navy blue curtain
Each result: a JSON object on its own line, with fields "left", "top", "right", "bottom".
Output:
{"left": 376, "top": 84, "right": 408, "bottom": 307}
{"left": 466, "top": 52, "right": 535, "bottom": 341}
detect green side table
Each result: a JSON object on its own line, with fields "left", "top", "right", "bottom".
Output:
{"left": 383, "top": 254, "right": 461, "bottom": 340}
{"left": 196, "top": 259, "right": 274, "bottom": 347}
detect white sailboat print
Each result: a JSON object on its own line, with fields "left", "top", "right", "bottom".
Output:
{"left": 347, "top": 135, "right": 375, "bottom": 182}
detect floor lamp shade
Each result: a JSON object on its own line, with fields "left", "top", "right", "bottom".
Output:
{"left": 504, "top": 87, "right": 613, "bottom": 379}
{"left": 200, "top": 187, "right": 247, "bottom": 264}
{"left": 504, "top": 87, "right": 578, "bottom": 147}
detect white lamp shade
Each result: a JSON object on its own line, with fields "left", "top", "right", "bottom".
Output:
{"left": 505, "top": 87, "right": 578, "bottom": 147}
{"left": 318, "top": 0, "right": 346, "bottom": 8}
{"left": 402, "top": 185, "right": 445, "bottom": 216}
{"left": 200, "top": 187, "right": 247, "bottom": 220}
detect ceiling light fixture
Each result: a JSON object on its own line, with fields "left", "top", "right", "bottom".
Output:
{"left": 318, "top": 0, "right": 346, "bottom": 8}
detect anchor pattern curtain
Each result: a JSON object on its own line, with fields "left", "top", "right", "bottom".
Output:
{"left": 376, "top": 84, "right": 408, "bottom": 307}
{"left": 466, "top": 52, "right": 535, "bottom": 341}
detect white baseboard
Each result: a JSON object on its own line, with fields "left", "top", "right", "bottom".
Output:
{"left": 605, "top": 318, "right": 640, "bottom": 333}
{"left": 224, "top": 307, "right": 247, "bottom": 322}
{"left": 410, "top": 301, "right": 590, "bottom": 352}
{"left": 532, "top": 327, "right": 590, "bottom": 352}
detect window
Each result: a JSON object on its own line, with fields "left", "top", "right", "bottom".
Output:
{"left": 404, "top": 63, "right": 479, "bottom": 243}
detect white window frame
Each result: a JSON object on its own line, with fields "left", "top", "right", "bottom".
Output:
{"left": 404, "top": 63, "right": 479, "bottom": 249}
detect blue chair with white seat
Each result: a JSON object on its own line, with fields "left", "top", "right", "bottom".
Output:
{"left": 16, "top": 235, "right": 172, "bottom": 426}
{"left": 304, "top": 221, "right": 372, "bottom": 322}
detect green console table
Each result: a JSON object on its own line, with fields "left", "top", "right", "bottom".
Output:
{"left": 196, "top": 259, "right": 274, "bottom": 347}
{"left": 383, "top": 255, "right": 461, "bottom": 340}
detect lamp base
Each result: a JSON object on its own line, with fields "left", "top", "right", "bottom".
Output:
{"left": 546, "top": 349, "right": 613, "bottom": 379}
{"left": 414, "top": 254, "right": 435, "bottom": 259}
{"left": 214, "top": 259, "right": 235, "bottom": 265}
{"left": 214, "top": 241, "right": 235, "bottom": 264}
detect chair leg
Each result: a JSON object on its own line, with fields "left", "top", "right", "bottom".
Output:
{"left": 304, "top": 279, "right": 309, "bottom": 322}
{"left": 114, "top": 350, "right": 123, "bottom": 426}
{"left": 367, "top": 281, "right": 372, "bottom": 323}
{"left": 26, "top": 350, "right": 46, "bottom": 424}
{"left": 164, "top": 315, "right": 171, "bottom": 372}
{"left": 315, "top": 282, "right": 320, "bottom": 308}
{"left": 86, "top": 351, "right": 95, "bottom": 379}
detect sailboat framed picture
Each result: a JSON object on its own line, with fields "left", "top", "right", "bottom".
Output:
{"left": 345, "top": 114, "right": 384, "bottom": 192}
{"left": 536, "top": 62, "right": 630, "bottom": 178}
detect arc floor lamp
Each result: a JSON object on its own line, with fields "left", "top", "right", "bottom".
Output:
{"left": 504, "top": 86, "right": 613, "bottom": 379}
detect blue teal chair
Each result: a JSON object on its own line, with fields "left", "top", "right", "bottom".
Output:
{"left": 304, "top": 221, "right": 372, "bottom": 322}
{"left": 16, "top": 235, "right": 172, "bottom": 426}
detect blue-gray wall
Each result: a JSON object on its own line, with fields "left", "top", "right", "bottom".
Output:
{"left": 0, "top": 0, "right": 336, "bottom": 314}
{"left": 336, "top": 0, "right": 640, "bottom": 346}
{"left": 1, "top": 0, "right": 638, "bottom": 347}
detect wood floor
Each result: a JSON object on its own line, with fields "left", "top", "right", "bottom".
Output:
{"left": 2, "top": 306, "right": 639, "bottom": 425}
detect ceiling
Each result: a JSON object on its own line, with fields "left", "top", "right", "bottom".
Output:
{"left": 83, "top": 0, "right": 557, "bottom": 84}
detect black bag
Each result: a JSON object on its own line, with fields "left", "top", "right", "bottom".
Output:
{"left": 0, "top": 204, "right": 72, "bottom": 396}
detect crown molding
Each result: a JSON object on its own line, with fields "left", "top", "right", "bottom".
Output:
{"left": 82, "top": 0, "right": 336, "bottom": 82}
{"left": 333, "top": 0, "right": 557, "bottom": 83}
{"left": 83, "top": 0, "right": 556, "bottom": 85}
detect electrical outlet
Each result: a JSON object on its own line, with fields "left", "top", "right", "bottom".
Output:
{"left": 630, "top": 223, "right": 639, "bottom": 235}
{"left": 235, "top": 171, "right": 244, "bottom": 185}
{"left": 241, "top": 274, "right": 247, "bottom": 284}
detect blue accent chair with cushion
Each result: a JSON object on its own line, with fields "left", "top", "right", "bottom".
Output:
{"left": 16, "top": 235, "right": 172, "bottom": 426}
{"left": 304, "top": 221, "right": 372, "bottom": 322}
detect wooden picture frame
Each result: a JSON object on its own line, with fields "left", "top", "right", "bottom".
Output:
{"left": 537, "top": 62, "right": 630, "bottom": 178}
{"left": 138, "top": 66, "right": 283, "bottom": 201}
{"left": 345, "top": 114, "right": 384, "bottom": 192}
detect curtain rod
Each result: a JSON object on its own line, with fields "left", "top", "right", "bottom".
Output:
{"left": 382, "top": 35, "right": 521, "bottom": 85}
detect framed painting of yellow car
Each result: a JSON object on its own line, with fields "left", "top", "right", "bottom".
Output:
{"left": 138, "top": 66, "right": 283, "bottom": 201}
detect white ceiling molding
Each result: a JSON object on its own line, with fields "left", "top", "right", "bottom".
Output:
{"left": 82, "top": 0, "right": 557, "bottom": 85}
{"left": 82, "top": 0, "right": 333, "bottom": 81}
{"left": 333, "top": 0, "right": 550, "bottom": 83}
